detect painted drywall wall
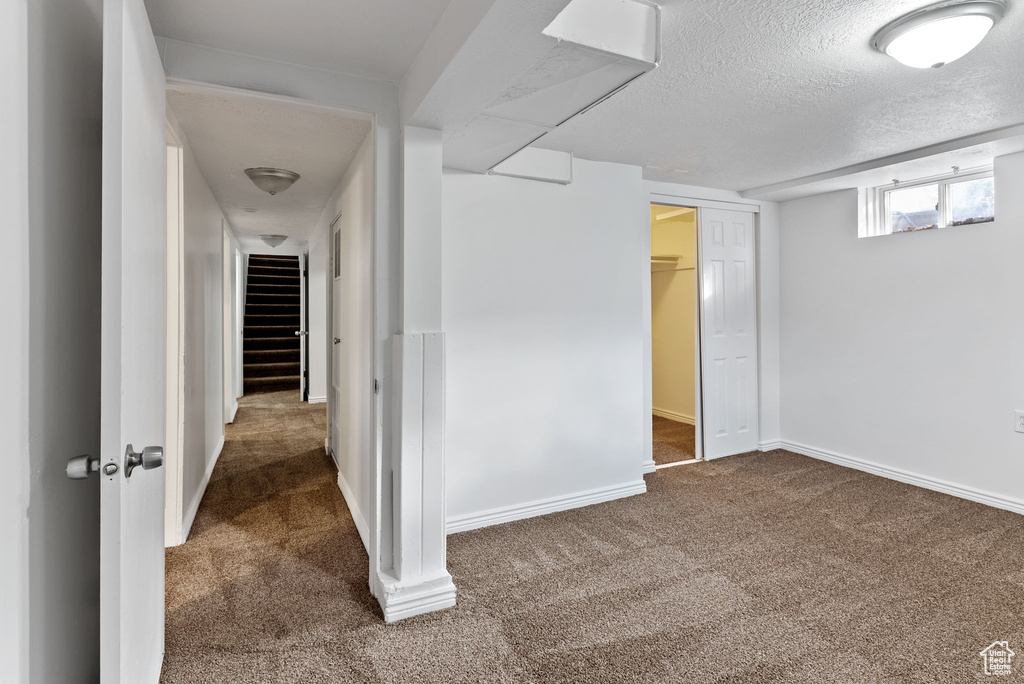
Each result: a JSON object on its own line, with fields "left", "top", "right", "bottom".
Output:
{"left": 757, "top": 201, "right": 782, "bottom": 448}
{"left": 316, "top": 133, "right": 374, "bottom": 547}
{"left": 169, "top": 112, "right": 231, "bottom": 539}
{"left": 442, "top": 158, "right": 647, "bottom": 525}
{"left": 779, "top": 151, "right": 1024, "bottom": 505}
{"left": 651, "top": 207, "right": 696, "bottom": 421}
{"left": 19, "top": 0, "right": 104, "bottom": 681}
{"left": 1, "top": 0, "right": 30, "bottom": 679}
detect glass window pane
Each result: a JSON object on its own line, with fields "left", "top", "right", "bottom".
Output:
{"left": 950, "top": 176, "right": 995, "bottom": 226}
{"left": 889, "top": 184, "right": 939, "bottom": 233}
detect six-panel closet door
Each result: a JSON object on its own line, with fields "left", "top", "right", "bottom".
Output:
{"left": 699, "top": 207, "right": 759, "bottom": 459}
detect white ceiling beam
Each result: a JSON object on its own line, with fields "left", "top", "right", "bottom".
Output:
{"left": 400, "top": 0, "right": 501, "bottom": 127}
{"left": 742, "top": 120, "right": 1024, "bottom": 201}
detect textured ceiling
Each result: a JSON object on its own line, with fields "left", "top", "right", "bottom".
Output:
{"left": 167, "top": 88, "right": 370, "bottom": 247}
{"left": 533, "top": 0, "right": 1024, "bottom": 192}
{"left": 145, "top": 0, "right": 452, "bottom": 81}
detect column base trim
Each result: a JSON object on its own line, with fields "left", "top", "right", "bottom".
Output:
{"left": 377, "top": 572, "right": 457, "bottom": 623}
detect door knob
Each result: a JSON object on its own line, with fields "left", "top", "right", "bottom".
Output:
{"left": 294, "top": 330, "right": 308, "bottom": 337}
{"left": 67, "top": 454, "right": 100, "bottom": 480}
{"left": 124, "top": 444, "right": 164, "bottom": 478}
{"left": 333, "top": 337, "right": 341, "bottom": 345}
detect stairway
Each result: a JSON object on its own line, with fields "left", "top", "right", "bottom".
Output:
{"left": 243, "top": 254, "right": 301, "bottom": 394}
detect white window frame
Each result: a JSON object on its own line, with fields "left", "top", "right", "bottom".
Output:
{"left": 860, "top": 166, "right": 994, "bottom": 238}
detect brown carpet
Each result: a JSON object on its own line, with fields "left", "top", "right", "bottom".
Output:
{"left": 653, "top": 414, "right": 696, "bottom": 465}
{"left": 163, "top": 393, "right": 1024, "bottom": 683}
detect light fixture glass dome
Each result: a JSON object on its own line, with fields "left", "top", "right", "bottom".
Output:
{"left": 259, "top": 234, "right": 288, "bottom": 248}
{"left": 873, "top": 0, "right": 1005, "bottom": 68}
{"left": 244, "top": 167, "right": 300, "bottom": 195}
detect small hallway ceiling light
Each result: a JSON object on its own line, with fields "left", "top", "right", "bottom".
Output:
{"left": 872, "top": 0, "right": 1006, "bottom": 68}
{"left": 259, "top": 234, "right": 288, "bottom": 248}
{"left": 244, "top": 167, "right": 300, "bottom": 195}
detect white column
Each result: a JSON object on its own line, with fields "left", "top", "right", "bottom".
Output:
{"left": 377, "top": 126, "right": 455, "bottom": 622}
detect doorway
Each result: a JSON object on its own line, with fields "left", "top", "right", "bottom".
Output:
{"left": 650, "top": 204, "right": 701, "bottom": 468}
{"left": 647, "top": 201, "right": 761, "bottom": 467}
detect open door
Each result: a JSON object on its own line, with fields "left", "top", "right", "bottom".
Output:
{"left": 100, "top": 0, "right": 168, "bottom": 681}
{"left": 330, "top": 222, "right": 343, "bottom": 463}
{"left": 300, "top": 252, "right": 309, "bottom": 401}
{"left": 699, "top": 208, "right": 759, "bottom": 459}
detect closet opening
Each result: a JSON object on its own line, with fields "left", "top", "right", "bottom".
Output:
{"left": 650, "top": 204, "right": 701, "bottom": 468}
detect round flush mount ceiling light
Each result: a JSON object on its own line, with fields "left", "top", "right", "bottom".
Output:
{"left": 872, "top": 0, "right": 1006, "bottom": 68}
{"left": 259, "top": 234, "right": 288, "bottom": 248}
{"left": 244, "top": 167, "right": 300, "bottom": 195}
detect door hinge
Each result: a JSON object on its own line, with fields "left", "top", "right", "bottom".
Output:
{"left": 374, "top": 379, "right": 380, "bottom": 395}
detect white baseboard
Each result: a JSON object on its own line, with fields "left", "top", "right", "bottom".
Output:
{"left": 446, "top": 480, "right": 648, "bottom": 534}
{"left": 653, "top": 407, "right": 696, "bottom": 425}
{"left": 229, "top": 400, "right": 238, "bottom": 423}
{"left": 781, "top": 440, "right": 1024, "bottom": 517}
{"left": 337, "top": 471, "right": 369, "bottom": 553}
{"left": 181, "top": 434, "right": 225, "bottom": 543}
{"left": 642, "top": 459, "right": 657, "bottom": 474}
{"left": 307, "top": 395, "right": 327, "bottom": 404}
{"left": 759, "top": 440, "right": 783, "bottom": 451}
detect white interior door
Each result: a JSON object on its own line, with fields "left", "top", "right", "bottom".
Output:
{"left": 699, "top": 208, "right": 758, "bottom": 459}
{"left": 100, "top": 0, "right": 168, "bottom": 681}
{"left": 300, "top": 252, "right": 309, "bottom": 401}
{"left": 331, "top": 224, "right": 343, "bottom": 459}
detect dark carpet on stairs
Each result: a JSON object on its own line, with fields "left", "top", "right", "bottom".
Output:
{"left": 653, "top": 414, "right": 696, "bottom": 465}
{"left": 162, "top": 392, "right": 1024, "bottom": 683}
{"left": 243, "top": 254, "right": 302, "bottom": 394}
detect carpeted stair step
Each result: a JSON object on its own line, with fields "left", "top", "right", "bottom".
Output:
{"left": 248, "top": 273, "right": 300, "bottom": 286}
{"left": 246, "top": 292, "right": 300, "bottom": 306}
{"left": 244, "top": 361, "right": 300, "bottom": 378}
{"left": 249, "top": 264, "right": 298, "bottom": 277}
{"left": 243, "top": 374, "right": 299, "bottom": 393}
{"left": 247, "top": 284, "right": 300, "bottom": 297}
{"left": 244, "top": 348, "right": 300, "bottom": 364}
{"left": 243, "top": 336, "right": 300, "bottom": 351}
{"left": 245, "top": 313, "right": 300, "bottom": 327}
{"left": 246, "top": 302, "right": 300, "bottom": 316}
{"left": 244, "top": 325, "right": 299, "bottom": 339}
{"left": 249, "top": 254, "right": 297, "bottom": 264}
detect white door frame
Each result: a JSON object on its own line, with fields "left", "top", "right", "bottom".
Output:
{"left": 648, "top": 201, "right": 704, "bottom": 465}
{"left": 644, "top": 190, "right": 762, "bottom": 466}
{"left": 222, "top": 223, "right": 233, "bottom": 422}
{"left": 164, "top": 130, "right": 186, "bottom": 546}
{"left": 161, "top": 78, "right": 383, "bottom": 585}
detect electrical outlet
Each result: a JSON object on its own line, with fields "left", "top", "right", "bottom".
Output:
{"left": 1016, "top": 410, "right": 1024, "bottom": 434}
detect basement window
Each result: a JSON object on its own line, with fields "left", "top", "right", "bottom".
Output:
{"left": 860, "top": 167, "right": 994, "bottom": 238}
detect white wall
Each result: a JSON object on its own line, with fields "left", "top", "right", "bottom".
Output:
{"left": 442, "top": 158, "right": 648, "bottom": 527}
{"left": 316, "top": 133, "right": 375, "bottom": 546}
{"left": 651, "top": 210, "right": 696, "bottom": 421}
{"left": 168, "top": 113, "right": 233, "bottom": 539}
{"left": 757, "top": 202, "right": 782, "bottom": 448}
{"left": 1, "top": 0, "right": 30, "bottom": 679}
{"left": 778, "top": 151, "right": 1024, "bottom": 507}
{"left": 11, "top": 0, "right": 105, "bottom": 681}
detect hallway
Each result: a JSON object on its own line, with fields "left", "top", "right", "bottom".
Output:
{"left": 162, "top": 390, "right": 375, "bottom": 681}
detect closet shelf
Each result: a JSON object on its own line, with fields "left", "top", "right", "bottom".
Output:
{"left": 651, "top": 255, "right": 695, "bottom": 272}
